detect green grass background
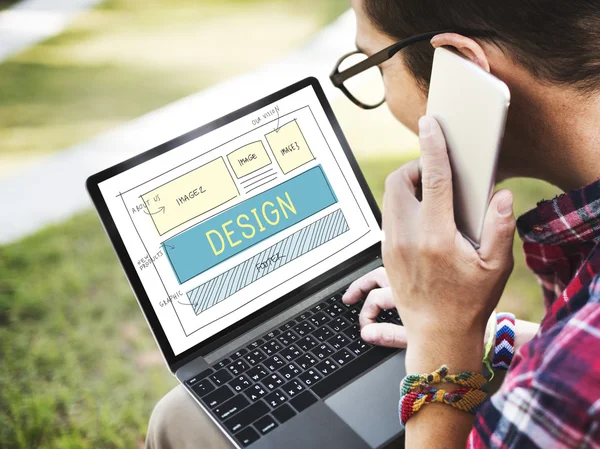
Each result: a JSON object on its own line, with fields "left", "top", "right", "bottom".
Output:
{"left": 0, "top": 0, "right": 561, "bottom": 447}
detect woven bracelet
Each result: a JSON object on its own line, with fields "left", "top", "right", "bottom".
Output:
{"left": 492, "top": 313, "right": 516, "bottom": 370}
{"left": 399, "top": 385, "right": 488, "bottom": 425}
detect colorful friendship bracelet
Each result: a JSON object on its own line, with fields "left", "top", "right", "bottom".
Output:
{"left": 492, "top": 312, "right": 516, "bottom": 370}
{"left": 400, "top": 365, "right": 487, "bottom": 395}
{"left": 399, "top": 385, "right": 488, "bottom": 425}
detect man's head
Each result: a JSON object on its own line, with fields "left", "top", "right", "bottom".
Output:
{"left": 350, "top": 0, "right": 600, "bottom": 185}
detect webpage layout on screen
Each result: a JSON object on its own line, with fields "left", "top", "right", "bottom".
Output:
{"left": 98, "top": 85, "right": 382, "bottom": 355}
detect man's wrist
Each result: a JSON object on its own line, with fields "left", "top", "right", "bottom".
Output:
{"left": 406, "top": 331, "right": 485, "bottom": 374}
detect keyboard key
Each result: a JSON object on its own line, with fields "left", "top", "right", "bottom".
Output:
{"left": 324, "top": 303, "right": 345, "bottom": 318}
{"left": 282, "top": 379, "right": 305, "bottom": 397}
{"left": 326, "top": 295, "right": 338, "bottom": 304}
{"left": 235, "top": 426, "right": 259, "bottom": 447}
{"left": 298, "top": 368, "right": 322, "bottom": 387}
{"left": 272, "top": 403, "right": 296, "bottom": 424}
{"left": 185, "top": 368, "right": 213, "bottom": 386}
{"left": 263, "top": 373, "right": 285, "bottom": 390}
{"left": 279, "top": 362, "right": 301, "bottom": 380}
{"left": 247, "top": 364, "right": 270, "bottom": 382}
{"left": 278, "top": 330, "right": 298, "bottom": 346}
{"left": 297, "top": 335, "right": 318, "bottom": 352}
{"left": 210, "top": 369, "right": 233, "bottom": 386}
{"left": 262, "top": 340, "right": 282, "bottom": 356}
{"left": 290, "top": 390, "right": 318, "bottom": 412}
{"left": 297, "top": 312, "right": 312, "bottom": 321}
{"left": 329, "top": 334, "right": 350, "bottom": 351}
{"left": 264, "top": 354, "right": 285, "bottom": 372}
{"left": 231, "top": 348, "right": 248, "bottom": 360}
{"left": 343, "top": 324, "right": 361, "bottom": 341}
{"left": 310, "top": 302, "right": 326, "bottom": 313}
{"left": 332, "top": 348, "right": 355, "bottom": 367}
{"left": 214, "top": 394, "right": 250, "bottom": 421}
{"left": 254, "top": 415, "right": 278, "bottom": 435}
{"left": 224, "top": 400, "right": 269, "bottom": 433}
{"left": 264, "top": 389, "right": 288, "bottom": 408}
{"left": 309, "top": 312, "right": 330, "bottom": 327}
{"left": 347, "top": 340, "right": 370, "bottom": 356}
{"left": 313, "top": 343, "right": 334, "bottom": 360}
{"left": 279, "top": 319, "right": 297, "bottom": 332}
{"left": 228, "top": 359, "right": 250, "bottom": 376}
{"left": 204, "top": 385, "right": 235, "bottom": 408}
{"left": 191, "top": 378, "right": 215, "bottom": 397}
{"left": 313, "top": 326, "right": 333, "bottom": 342}
{"left": 329, "top": 316, "right": 351, "bottom": 332}
{"left": 313, "top": 346, "right": 397, "bottom": 399}
{"left": 214, "top": 358, "right": 231, "bottom": 370}
{"left": 343, "top": 309, "right": 359, "bottom": 323}
{"left": 316, "top": 359, "right": 339, "bottom": 377}
{"left": 295, "top": 321, "right": 315, "bottom": 337}
{"left": 230, "top": 374, "right": 252, "bottom": 392}
{"left": 244, "top": 384, "right": 269, "bottom": 402}
{"left": 261, "top": 340, "right": 283, "bottom": 357}
{"left": 244, "top": 349, "right": 266, "bottom": 366}
{"left": 280, "top": 345, "right": 301, "bottom": 362}
{"left": 264, "top": 329, "right": 281, "bottom": 341}
{"left": 296, "top": 353, "right": 318, "bottom": 370}
{"left": 247, "top": 338, "right": 265, "bottom": 350}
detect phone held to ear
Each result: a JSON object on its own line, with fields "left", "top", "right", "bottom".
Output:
{"left": 425, "top": 47, "right": 510, "bottom": 248}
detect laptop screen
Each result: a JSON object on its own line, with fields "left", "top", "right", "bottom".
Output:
{"left": 96, "top": 83, "right": 381, "bottom": 356}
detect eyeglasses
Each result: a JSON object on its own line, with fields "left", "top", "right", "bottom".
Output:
{"left": 330, "top": 29, "right": 495, "bottom": 109}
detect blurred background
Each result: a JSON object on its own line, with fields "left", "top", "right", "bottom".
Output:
{"left": 0, "top": 1, "right": 559, "bottom": 447}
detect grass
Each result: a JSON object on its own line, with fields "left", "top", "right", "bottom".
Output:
{"left": 0, "top": 0, "right": 348, "bottom": 159}
{"left": 0, "top": 154, "right": 560, "bottom": 448}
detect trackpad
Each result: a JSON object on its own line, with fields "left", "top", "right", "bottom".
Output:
{"left": 325, "top": 351, "right": 406, "bottom": 448}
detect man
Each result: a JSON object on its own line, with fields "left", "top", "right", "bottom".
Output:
{"left": 146, "top": 1, "right": 600, "bottom": 447}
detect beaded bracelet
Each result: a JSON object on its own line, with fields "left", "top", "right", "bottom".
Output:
{"left": 400, "top": 365, "right": 487, "bottom": 395}
{"left": 399, "top": 385, "right": 488, "bottom": 425}
{"left": 492, "top": 312, "right": 516, "bottom": 370}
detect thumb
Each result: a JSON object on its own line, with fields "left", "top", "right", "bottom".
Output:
{"left": 478, "top": 189, "right": 516, "bottom": 266}
{"left": 361, "top": 323, "right": 407, "bottom": 348}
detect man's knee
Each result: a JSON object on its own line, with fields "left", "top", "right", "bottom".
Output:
{"left": 146, "top": 385, "right": 232, "bottom": 449}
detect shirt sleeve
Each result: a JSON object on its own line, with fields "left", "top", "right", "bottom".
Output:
{"left": 467, "top": 277, "right": 600, "bottom": 449}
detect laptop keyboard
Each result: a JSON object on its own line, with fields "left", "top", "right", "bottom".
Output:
{"left": 184, "top": 289, "right": 401, "bottom": 447}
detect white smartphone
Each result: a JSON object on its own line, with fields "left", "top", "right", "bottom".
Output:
{"left": 426, "top": 47, "right": 511, "bottom": 248}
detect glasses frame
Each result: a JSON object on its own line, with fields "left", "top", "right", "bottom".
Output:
{"left": 330, "top": 29, "right": 496, "bottom": 109}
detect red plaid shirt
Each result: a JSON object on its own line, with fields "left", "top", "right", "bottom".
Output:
{"left": 468, "top": 179, "right": 600, "bottom": 448}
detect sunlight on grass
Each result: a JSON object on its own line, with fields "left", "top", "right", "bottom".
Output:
{"left": 0, "top": 0, "right": 349, "bottom": 159}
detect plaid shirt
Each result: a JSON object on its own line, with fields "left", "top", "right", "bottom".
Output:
{"left": 468, "top": 179, "right": 600, "bottom": 448}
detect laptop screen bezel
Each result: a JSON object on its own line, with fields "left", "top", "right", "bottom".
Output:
{"left": 86, "top": 77, "right": 383, "bottom": 370}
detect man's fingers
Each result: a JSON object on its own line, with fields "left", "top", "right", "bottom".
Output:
{"left": 358, "top": 288, "right": 395, "bottom": 328}
{"left": 343, "top": 267, "right": 389, "bottom": 304}
{"left": 361, "top": 323, "right": 407, "bottom": 348}
{"left": 478, "top": 189, "right": 516, "bottom": 266}
{"left": 418, "top": 115, "right": 455, "bottom": 226}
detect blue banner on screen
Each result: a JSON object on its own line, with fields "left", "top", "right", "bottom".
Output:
{"left": 163, "top": 165, "right": 337, "bottom": 284}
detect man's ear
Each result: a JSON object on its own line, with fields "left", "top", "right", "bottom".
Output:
{"left": 430, "top": 33, "right": 490, "bottom": 72}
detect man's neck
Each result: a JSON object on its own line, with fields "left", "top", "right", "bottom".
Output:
{"left": 498, "top": 67, "right": 600, "bottom": 192}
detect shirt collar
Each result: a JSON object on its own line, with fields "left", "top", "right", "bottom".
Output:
{"left": 517, "top": 179, "right": 600, "bottom": 245}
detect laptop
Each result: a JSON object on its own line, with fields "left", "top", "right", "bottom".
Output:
{"left": 87, "top": 77, "right": 406, "bottom": 449}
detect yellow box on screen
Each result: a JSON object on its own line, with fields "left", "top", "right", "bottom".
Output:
{"left": 141, "top": 157, "right": 239, "bottom": 235}
{"left": 227, "top": 141, "right": 271, "bottom": 178}
{"left": 266, "top": 120, "right": 314, "bottom": 174}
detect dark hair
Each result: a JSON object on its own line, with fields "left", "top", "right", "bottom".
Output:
{"left": 363, "top": 0, "right": 600, "bottom": 93}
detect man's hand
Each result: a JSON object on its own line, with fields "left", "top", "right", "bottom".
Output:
{"left": 383, "top": 115, "right": 517, "bottom": 374}
{"left": 342, "top": 267, "right": 407, "bottom": 348}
